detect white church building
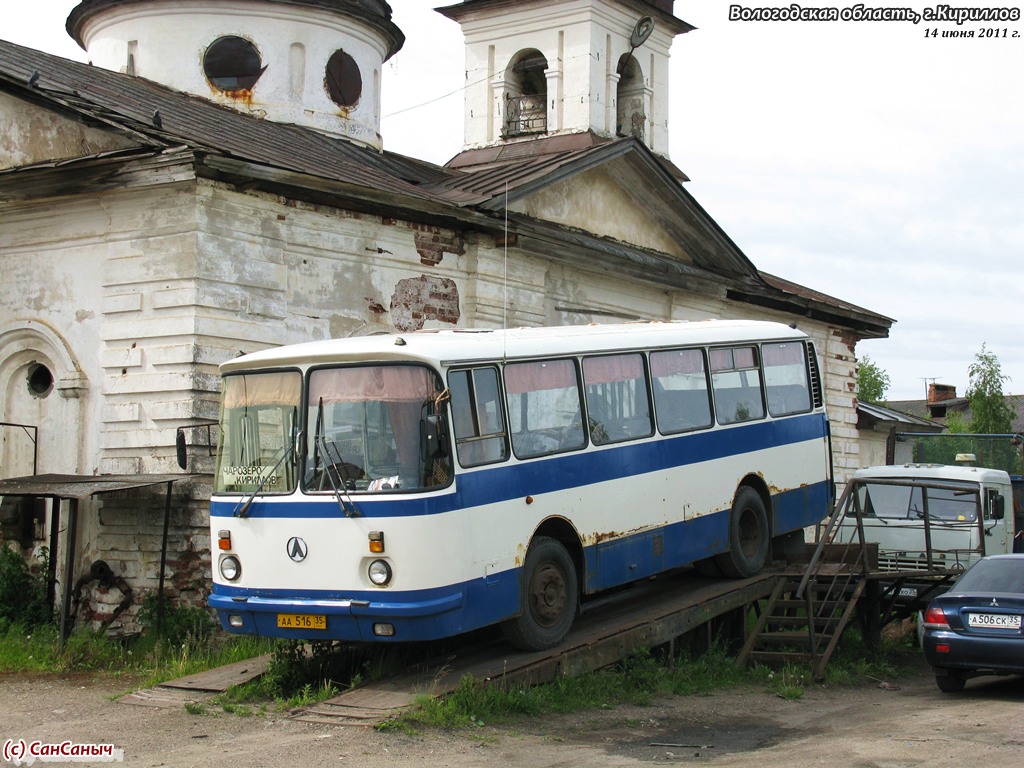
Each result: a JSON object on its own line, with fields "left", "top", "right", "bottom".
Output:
{"left": 0, "top": 0, "right": 891, "bottom": 633}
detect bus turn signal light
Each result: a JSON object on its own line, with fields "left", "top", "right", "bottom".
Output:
{"left": 369, "top": 531, "right": 385, "bottom": 553}
{"left": 218, "top": 530, "right": 232, "bottom": 551}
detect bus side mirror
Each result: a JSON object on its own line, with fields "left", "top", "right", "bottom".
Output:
{"left": 992, "top": 494, "right": 1005, "bottom": 520}
{"left": 422, "top": 414, "right": 448, "bottom": 460}
{"left": 175, "top": 429, "right": 188, "bottom": 470}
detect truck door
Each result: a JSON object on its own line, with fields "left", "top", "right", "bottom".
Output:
{"left": 982, "top": 485, "right": 1013, "bottom": 556}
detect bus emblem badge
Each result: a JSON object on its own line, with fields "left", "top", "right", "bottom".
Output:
{"left": 287, "top": 537, "right": 308, "bottom": 562}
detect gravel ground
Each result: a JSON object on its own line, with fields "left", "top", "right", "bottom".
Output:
{"left": 2, "top": 655, "right": 1024, "bottom": 767}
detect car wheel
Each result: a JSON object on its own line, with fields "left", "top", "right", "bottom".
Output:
{"left": 934, "top": 670, "right": 966, "bottom": 693}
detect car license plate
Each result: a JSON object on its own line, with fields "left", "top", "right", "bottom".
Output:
{"left": 898, "top": 587, "right": 917, "bottom": 598}
{"left": 967, "top": 613, "right": 1021, "bottom": 630}
{"left": 277, "top": 613, "right": 327, "bottom": 630}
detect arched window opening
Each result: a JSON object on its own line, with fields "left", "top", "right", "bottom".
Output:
{"left": 204, "top": 36, "right": 266, "bottom": 92}
{"left": 325, "top": 49, "right": 362, "bottom": 108}
{"left": 616, "top": 54, "right": 646, "bottom": 141}
{"left": 503, "top": 49, "right": 548, "bottom": 138}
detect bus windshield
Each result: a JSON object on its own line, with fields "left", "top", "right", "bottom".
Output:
{"left": 214, "top": 370, "right": 301, "bottom": 494}
{"left": 305, "top": 364, "right": 450, "bottom": 493}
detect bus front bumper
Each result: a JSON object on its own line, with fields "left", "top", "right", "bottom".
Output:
{"left": 208, "top": 591, "right": 465, "bottom": 642}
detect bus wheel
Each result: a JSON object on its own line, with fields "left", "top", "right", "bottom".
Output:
{"left": 715, "top": 487, "right": 770, "bottom": 578}
{"left": 502, "top": 537, "right": 578, "bottom": 651}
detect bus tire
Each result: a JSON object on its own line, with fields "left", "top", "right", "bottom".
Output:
{"left": 715, "top": 487, "right": 770, "bottom": 578}
{"left": 501, "top": 537, "right": 578, "bottom": 651}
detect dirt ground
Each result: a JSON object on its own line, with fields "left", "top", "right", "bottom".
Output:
{"left": 2, "top": 654, "right": 1023, "bottom": 768}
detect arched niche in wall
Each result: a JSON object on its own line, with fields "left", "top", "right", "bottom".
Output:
{"left": 616, "top": 54, "right": 646, "bottom": 141}
{"left": 0, "top": 322, "right": 87, "bottom": 477}
{"left": 503, "top": 48, "right": 549, "bottom": 138}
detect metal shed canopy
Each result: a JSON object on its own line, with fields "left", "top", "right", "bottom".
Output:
{"left": 0, "top": 473, "right": 183, "bottom": 499}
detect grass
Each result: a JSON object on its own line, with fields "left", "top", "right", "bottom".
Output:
{"left": 0, "top": 620, "right": 275, "bottom": 685}
{"left": 0, "top": 610, "right": 918, "bottom": 729}
{"left": 386, "top": 647, "right": 745, "bottom": 732}
{"left": 383, "top": 623, "right": 917, "bottom": 733}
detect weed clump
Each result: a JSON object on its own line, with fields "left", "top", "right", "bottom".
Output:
{"left": 0, "top": 545, "right": 51, "bottom": 631}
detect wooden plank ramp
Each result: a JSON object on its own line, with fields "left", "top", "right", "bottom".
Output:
{"left": 118, "top": 653, "right": 272, "bottom": 709}
{"left": 291, "top": 570, "right": 782, "bottom": 726}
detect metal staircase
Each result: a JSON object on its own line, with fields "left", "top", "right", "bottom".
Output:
{"left": 738, "top": 482, "right": 876, "bottom": 679}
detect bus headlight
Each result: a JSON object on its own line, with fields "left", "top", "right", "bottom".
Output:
{"left": 368, "top": 559, "right": 392, "bottom": 586}
{"left": 220, "top": 555, "right": 242, "bottom": 581}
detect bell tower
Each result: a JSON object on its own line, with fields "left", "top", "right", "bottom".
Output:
{"left": 437, "top": 0, "right": 692, "bottom": 158}
{"left": 66, "top": 0, "right": 404, "bottom": 149}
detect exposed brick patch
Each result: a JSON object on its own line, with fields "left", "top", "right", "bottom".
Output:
{"left": 390, "top": 276, "right": 461, "bottom": 331}
{"left": 833, "top": 329, "right": 857, "bottom": 356}
{"left": 412, "top": 226, "right": 465, "bottom": 266}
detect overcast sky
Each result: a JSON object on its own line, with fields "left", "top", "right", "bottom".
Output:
{"left": 5, "top": 1, "right": 1023, "bottom": 401}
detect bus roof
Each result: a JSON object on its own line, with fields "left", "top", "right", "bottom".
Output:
{"left": 853, "top": 464, "right": 1013, "bottom": 486}
{"left": 220, "top": 320, "right": 810, "bottom": 374}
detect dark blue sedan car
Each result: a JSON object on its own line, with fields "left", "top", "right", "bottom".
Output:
{"left": 922, "top": 554, "right": 1024, "bottom": 692}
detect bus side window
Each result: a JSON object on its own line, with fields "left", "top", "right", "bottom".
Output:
{"left": 583, "top": 353, "right": 652, "bottom": 445}
{"left": 710, "top": 346, "right": 765, "bottom": 425}
{"left": 448, "top": 367, "right": 510, "bottom": 468}
{"left": 650, "top": 349, "right": 713, "bottom": 434}
{"left": 505, "top": 359, "right": 586, "bottom": 459}
{"left": 762, "top": 342, "right": 812, "bottom": 416}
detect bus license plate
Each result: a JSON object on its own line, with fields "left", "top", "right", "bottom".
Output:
{"left": 967, "top": 613, "right": 1021, "bottom": 630}
{"left": 277, "top": 613, "right": 327, "bottom": 630}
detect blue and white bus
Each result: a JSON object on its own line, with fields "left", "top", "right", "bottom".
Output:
{"left": 207, "top": 320, "right": 833, "bottom": 650}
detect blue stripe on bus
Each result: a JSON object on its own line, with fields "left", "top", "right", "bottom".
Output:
{"left": 209, "top": 478, "right": 831, "bottom": 642}
{"left": 211, "top": 413, "right": 828, "bottom": 520}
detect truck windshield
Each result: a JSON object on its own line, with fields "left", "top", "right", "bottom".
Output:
{"left": 305, "top": 364, "right": 450, "bottom": 493}
{"left": 857, "top": 482, "right": 978, "bottom": 522}
{"left": 214, "top": 370, "right": 301, "bottom": 495}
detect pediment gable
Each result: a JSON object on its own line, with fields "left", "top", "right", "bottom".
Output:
{"left": 0, "top": 90, "right": 138, "bottom": 172}
{"left": 491, "top": 143, "right": 760, "bottom": 280}
{"left": 510, "top": 164, "right": 691, "bottom": 264}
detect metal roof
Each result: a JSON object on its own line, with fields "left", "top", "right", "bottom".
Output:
{"left": 0, "top": 473, "right": 182, "bottom": 500}
{"left": 858, "top": 402, "right": 942, "bottom": 430}
{"left": 0, "top": 40, "right": 444, "bottom": 199}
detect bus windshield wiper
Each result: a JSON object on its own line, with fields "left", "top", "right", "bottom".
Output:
{"left": 313, "top": 398, "right": 360, "bottom": 518}
{"left": 234, "top": 441, "right": 294, "bottom": 519}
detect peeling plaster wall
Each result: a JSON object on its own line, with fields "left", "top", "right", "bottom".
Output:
{"left": 1, "top": 180, "right": 215, "bottom": 627}
{"left": 187, "top": 182, "right": 474, "bottom": 350}
{"left": 0, "top": 91, "right": 137, "bottom": 170}
{"left": 514, "top": 167, "right": 688, "bottom": 261}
